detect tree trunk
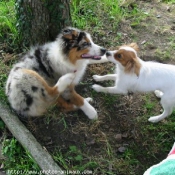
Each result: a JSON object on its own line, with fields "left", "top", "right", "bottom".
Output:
{"left": 16, "top": 0, "right": 72, "bottom": 47}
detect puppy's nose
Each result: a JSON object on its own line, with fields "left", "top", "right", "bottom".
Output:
{"left": 100, "top": 48, "right": 106, "bottom": 55}
{"left": 106, "top": 51, "right": 111, "bottom": 57}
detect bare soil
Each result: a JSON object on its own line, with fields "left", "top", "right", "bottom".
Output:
{"left": 1, "top": 1, "right": 175, "bottom": 174}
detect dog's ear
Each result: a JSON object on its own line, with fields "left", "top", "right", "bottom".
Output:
{"left": 62, "top": 28, "right": 80, "bottom": 49}
{"left": 125, "top": 58, "right": 141, "bottom": 77}
{"left": 62, "top": 28, "right": 79, "bottom": 40}
{"left": 128, "top": 43, "right": 139, "bottom": 52}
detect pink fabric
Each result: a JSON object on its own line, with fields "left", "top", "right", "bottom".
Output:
{"left": 168, "top": 143, "right": 175, "bottom": 156}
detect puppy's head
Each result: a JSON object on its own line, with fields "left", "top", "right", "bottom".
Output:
{"left": 106, "top": 43, "right": 141, "bottom": 76}
{"left": 58, "top": 27, "right": 106, "bottom": 64}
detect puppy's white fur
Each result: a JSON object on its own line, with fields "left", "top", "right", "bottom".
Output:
{"left": 92, "top": 43, "right": 175, "bottom": 123}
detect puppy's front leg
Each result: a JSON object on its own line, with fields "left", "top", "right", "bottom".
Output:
{"left": 93, "top": 74, "right": 117, "bottom": 82}
{"left": 92, "top": 84, "right": 127, "bottom": 94}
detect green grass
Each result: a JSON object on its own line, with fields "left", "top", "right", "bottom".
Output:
{"left": 161, "top": 0, "right": 175, "bottom": 3}
{"left": 53, "top": 145, "right": 98, "bottom": 172}
{"left": 71, "top": 0, "right": 123, "bottom": 31}
{"left": 0, "top": 0, "right": 18, "bottom": 45}
{"left": 71, "top": 0, "right": 149, "bottom": 32}
{"left": 2, "top": 138, "right": 41, "bottom": 173}
{"left": 0, "top": 60, "right": 10, "bottom": 104}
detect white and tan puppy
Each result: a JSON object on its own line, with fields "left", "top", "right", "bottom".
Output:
{"left": 92, "top": 43, "right": 175, "bottom": 123}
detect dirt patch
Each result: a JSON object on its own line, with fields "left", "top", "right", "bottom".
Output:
{"left": 2, "top": 1, "right": 175, "bottom": 174}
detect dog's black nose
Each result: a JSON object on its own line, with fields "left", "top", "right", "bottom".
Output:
{"left": 100, "top": 48, "right": 106, "bottom": 55}
{"left": 106, "top": 51, "right": 111, "bottom": 57}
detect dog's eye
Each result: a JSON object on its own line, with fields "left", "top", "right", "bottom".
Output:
{"left": 117, "top": 54, "right": 122, "bottom": 59}
{"left": 82, "top": 42, "right": 89, "bottom": 47}
{"left": 63, "top": 29, "right": 72, "bottom": 34}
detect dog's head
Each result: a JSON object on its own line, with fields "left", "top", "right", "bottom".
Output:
{"left": 58, "top": 27, "right": 106, "bottom": 64}
{"left": 106, "top": 43, "right": 141, "bottom": 76}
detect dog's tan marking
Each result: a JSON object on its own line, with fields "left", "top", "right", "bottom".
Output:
{"left": 114, "top": 49, "right": 141, "bottom": 76}
{"left": 68, "top": 48, "right": 89, "bottom": 64}
{"left": 56, "top": 85, "right": 84, "bottom": 111}
{"left": 57, "top": 85, "right": 84, "bottom": 112}
{"left": 84, "top": 36, "right": 90, "bottom": 43}
{"left": 69, "top": 85, "right": 84, "bottom": 106}
{"left": 72, "top": 30, "right": 79, "bottom": 37}
{"left": 63, "top": 34, "right": 72, "bottom": 40}
{"left": 57, "top": 96, "right": 75, "bottom": 111}
{"left": 21, "top": 69, "right": 59, "bottom": 96}
{"left": 63, "top": 30, "right": 79, "bottom": 40}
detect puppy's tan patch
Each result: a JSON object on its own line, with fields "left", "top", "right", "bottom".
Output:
{"left": 127, "top": 43, "right": 139, "bottom": 52}
{"left": 114, "top": 49, "right": 141, "bottom": 76}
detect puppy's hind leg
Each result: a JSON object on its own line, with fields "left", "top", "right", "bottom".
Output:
{"left": 148, "top": 96, "right": 174, "bottom": 123}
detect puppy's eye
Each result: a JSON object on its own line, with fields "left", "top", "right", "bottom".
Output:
{"left": 117, "top": 54, "right": 122, "bottom": 59}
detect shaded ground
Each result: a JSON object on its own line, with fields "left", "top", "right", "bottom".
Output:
{"left": 1, "top": 1, "right": 175, "bottom": 174}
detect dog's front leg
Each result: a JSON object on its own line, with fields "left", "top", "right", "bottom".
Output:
{"left": 69, "top": 85, "right": 98, "bottom": 119}
{"left": 92, "top": 84, "right": 127, "bottom": 94}
{"left": 93, "top": 74, "right": 117, "bottom": 82}
{"left": 79, "top": 97, "right": 98, "bottom": 120}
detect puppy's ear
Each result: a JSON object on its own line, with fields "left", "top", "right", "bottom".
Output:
{"left": 62, "top": 28, "right": 79, "bottom": 40}
{"left": 125, "top": 60, "right": 134, "bottom": 74}
{"left": 134, "top": 59, "right": 141, "bottom": 76}
{"left": 125, "top": 58, "right": 141, "bottom": 77}
{"left": 128, "top": 43, "right": 139, "bottom": 52}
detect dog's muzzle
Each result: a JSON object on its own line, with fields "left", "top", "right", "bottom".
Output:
{"left": 106, "top": 51, "right": 111, "bottom": 57}
{"left": 100, "top": 48, "right": 107, "bottom": 55}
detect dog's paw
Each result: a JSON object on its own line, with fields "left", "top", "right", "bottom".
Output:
{"left": 148, "top": 116, "right": 161, "bottom": 123}
{"left": 93, "top": 75, "right": 102, "bottom": 82}
{"left": 85, "top": 97, "right": 93, "bottom": 103}
{"left": 61, "top": 73, "right": 75, "bottom": 84}
{"left": 57, "top": 73, "right": 75, "bottom": 92}
{"left": 154, "top": 90, "right": 163, "bottom": 98}
{"left": 87, "top": 108, "right": 98, "bottom": 120}
{"left": 80, "top": 100, "right": 98, "bottom": 120}
{"left": 92, "top": 84, "right": 102, "bottom": 92}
